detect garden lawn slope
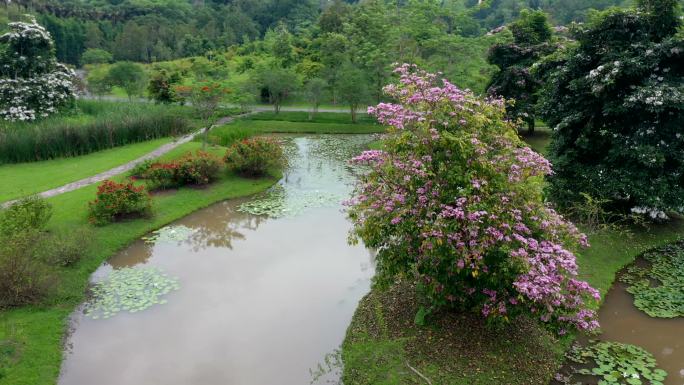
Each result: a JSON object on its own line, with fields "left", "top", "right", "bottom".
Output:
{"left": 0, "top": 138, "right": 171, "bottom": 203}
{"left": 0, "top": 141, "right": 280, "bottom": 385}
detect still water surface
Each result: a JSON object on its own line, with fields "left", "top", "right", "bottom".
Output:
{"left": 59, "top": 136, "right": 375, "bottom": 385}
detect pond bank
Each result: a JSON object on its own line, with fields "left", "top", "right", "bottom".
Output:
{"left": 0, "top": 157, "right": 280, "bottom": 385}
{"left": 341, "top": 219, "right": 684, "bottom": 384}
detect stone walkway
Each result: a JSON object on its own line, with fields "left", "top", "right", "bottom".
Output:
{"left": 1, "top": 114, "right": 243, "bottom": 208}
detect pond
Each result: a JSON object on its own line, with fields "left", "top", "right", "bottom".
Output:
{"left": 553, "top": 260, "right": 684, "bottom": 385}
{"left": 58, "top": 135, "right": 376, "bottom": 385}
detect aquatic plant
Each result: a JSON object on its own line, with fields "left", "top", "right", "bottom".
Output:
{"left": 238, "top": 185, "right": 341, "bottom": 218}
{"left": 558, "top": 341, "right": 667, "bottom": 385}
{"left": 142, "top": 225, "right": 195, "bottom": 245}
{"left": 620, "top": 242, "right": 684, "bottom": 318}
{"left": 347, "top": 64, "right": 600, "bottom": 333}
{"left": 85, "top": 267, "right": 179, "bottom": 319}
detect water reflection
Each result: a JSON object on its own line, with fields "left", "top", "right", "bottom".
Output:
{"left": 59, "top": 135, "right": 375, "bottom": 385}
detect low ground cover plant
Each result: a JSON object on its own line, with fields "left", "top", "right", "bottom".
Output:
{"left": 88, "top": 180, "right": 152, "bottom": 225}
{"left": 142, "top": 151, "right": 222, "bottom": 189}
{"left": 347, "top": 64, "right": 600, "bottom": 334}
{"left": 224, "top": 137, "right": 285, "bottom": 177}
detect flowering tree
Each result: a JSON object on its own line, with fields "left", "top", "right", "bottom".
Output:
{"left": 538, "top": 0, "right": 684, "bottom": 219}
{"left": 347, "top": 64, "right": 600, "bottom": 334}
{"left": 175, "top": 83, "right": 229, "bottom": 148}
{"left": 0, "top": 18, "right": 76, "bottom": 121}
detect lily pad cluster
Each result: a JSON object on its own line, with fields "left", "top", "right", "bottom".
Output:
{"left": 620, "top": 242, "right": 684, "bottom": 318}
{"left": 142, "top": 225, "right": 195, "bottom": 245}
{"left": 85, "top": 267, "right": 180, "bottom": 319}
{"left": 558, "top": 341, "right": 667, "bottom": 385}
{"left": 238, "top": 185, "right": 341, "bottom": 218}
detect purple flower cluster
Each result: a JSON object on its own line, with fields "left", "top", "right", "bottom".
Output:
{"left": 347, "top": 64, "right": 600, "bottom": 333}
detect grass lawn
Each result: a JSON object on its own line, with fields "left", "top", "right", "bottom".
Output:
{"left": 0, "top": 141, "right": 280, "bottom": 385}
{"left": 0, "top": 138, "right": 171, "bottom": 203}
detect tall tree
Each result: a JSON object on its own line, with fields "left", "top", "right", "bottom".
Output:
{"left": 486, "top": 9, "right": 554, "bottom": 135}
{"left": 538, "top": 0, "right": 684, "bottom": 218}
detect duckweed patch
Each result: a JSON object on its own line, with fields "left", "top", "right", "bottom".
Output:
{"left": 558, "top": 341, "right": 667, "bottom": 385}
{"left": 620, "top": 241, "right": 684, "bottom": 318}
{"left": 85, "top": 267, "right": 180, "bottom": 319}
{"left": 142, "top": 225, "right": 195, "bottom": 245}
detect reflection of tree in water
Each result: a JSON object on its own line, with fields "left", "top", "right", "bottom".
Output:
{"left": 181, "top": 201, "right": 267, "bottom": 251}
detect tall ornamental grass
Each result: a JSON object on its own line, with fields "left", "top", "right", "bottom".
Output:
{"left": 0, "top": 101, "right": 193, "bottom": 164}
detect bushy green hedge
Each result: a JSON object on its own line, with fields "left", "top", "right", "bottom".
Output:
{"left": 0, "top": 101, "right": 194, "bottom": 164}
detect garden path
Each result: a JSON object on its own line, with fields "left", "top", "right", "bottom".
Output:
{"left": 1, "top": 114, "right": 244, "bottom": 208}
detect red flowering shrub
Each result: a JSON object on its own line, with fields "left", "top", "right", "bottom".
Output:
{"left": 88, "top": 180, "right": 152, "bottom": 225}
{"left": 143, "top": 151, "right": 222, "bottom": 189}
{"left": 223, "top": 137, "right": 284, "bottom": 177}
{"left": 346, "top": 64, "right": 600, "bottom": 334}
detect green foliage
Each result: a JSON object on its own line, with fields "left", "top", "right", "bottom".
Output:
{"left": 0, "top": 196, "right": 52, "bottom": 237}
{"left": 539, "top": 1, "right": 684, "bottom": 218}
{"left": 253, "top": 66, "right": 300, "bottom": 113}
{"left": 88, "top": 180, "right": 152, "bottom": 226}
{"left": 85, "top": 66, "right": 113, "bottom": 97}
{"left": 620, "top": 241, "right": 684, "bottom": 318}
{"left": 85, "top": 267, "right": 180, "bottom": 319}
{"left": 560, "top": 341, "right": 667, "bottom": 385}
{"left": 223, "top": 137, "right": 285, "bottom": 177}
{"left": 338, "top": 64, "right": 371, "bottom": 123}
{"left": 0, "top": 233, "right": 57, "bottom": 309}
{"left": 0, "top": 101, "right": 192, "bottom": 164}
{"left": 32, "top": 228, "right": 91, "bottom": 267}
{"left": 106, "top": 61, "right": 147, "bottom": 100}
{"left": 147, "top": 69, "right": 181, "bottom": 104}
{"left": 142, "top": 151, "right": 222, "bottom": 189}
{"left": 487, "top": 10, "right": 555, "bottom": 134}
{"left": 80, "top": 48, "right": 112, "bottom": 65}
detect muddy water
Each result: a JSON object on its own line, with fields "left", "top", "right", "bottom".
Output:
{"left": 593, "top": 280, "right": 684, "bottom": 385}
{"left": 59, "top": 136, "right": 375, "bottom": 385}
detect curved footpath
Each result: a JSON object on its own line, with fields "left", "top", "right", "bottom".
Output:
{"left": 0, "top": 115, "right": 239, "bottom": 208}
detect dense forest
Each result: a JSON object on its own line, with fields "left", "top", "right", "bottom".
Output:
{"left": 1, "top": 0, "right": 655, "bottom": 66}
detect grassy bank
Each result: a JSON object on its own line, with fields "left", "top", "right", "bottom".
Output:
{"left": 342, "top": 219, "right": 684, "bottom": 385}
{"left": 0, "top": 138, "right": 171, "bottom": 203}
{"left": 0, "top": 141, "right": 280, "bottom": 385}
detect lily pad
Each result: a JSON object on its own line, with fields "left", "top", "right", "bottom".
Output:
{"left": 142, "top": 225, "right": 195, "bottom": 245}
{"left": 85, "top": 267, "right": 179, "bottom": 319}
{"left": 559, "top": 341, "right": 667, "bottom": 385}
{"left": 620, "top": 241, "right": 684, "bottom": 318}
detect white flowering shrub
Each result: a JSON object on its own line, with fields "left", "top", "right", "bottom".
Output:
{"left": 0, "top": 18, "right": 76, "bottom": 121}
{"left": 537, "top": 0, "right": 684, "bottom": 219}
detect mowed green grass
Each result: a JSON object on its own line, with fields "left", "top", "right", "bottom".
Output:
{"left": 0, "top": 138, "right": 171, "bottom": 203}
{"left": 0, "top": 141, "right": 280, "bottom": 385}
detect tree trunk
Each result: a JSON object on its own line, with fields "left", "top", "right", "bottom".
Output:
{"left": 527, "top": 119, "right": 535, "bottom": 136}
{"left": 351, "top": 105, "right": 357, "bottom": 123}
